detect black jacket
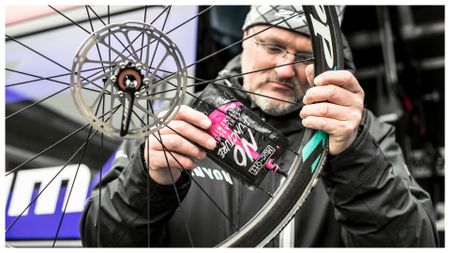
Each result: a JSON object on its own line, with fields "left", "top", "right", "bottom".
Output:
{"left": 80, "top": 55, "right": 438, "bottom": 247}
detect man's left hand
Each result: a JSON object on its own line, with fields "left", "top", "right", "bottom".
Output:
{"left": 300, "top": 64, "right": 365, "bottom": 155}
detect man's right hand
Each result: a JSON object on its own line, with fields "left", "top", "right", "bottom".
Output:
{"left": 143, "top": 105, "right": 217, "bottom": 185}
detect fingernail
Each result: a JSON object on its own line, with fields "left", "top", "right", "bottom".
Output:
{"left": 207, "top": 138, "right": 217, "bottom": 150}
{"left": 314, "top": 76, "right": 322, "bottom": 86}
{"left": 202, "top": 118, "right": 212, "bottom": 128}
{"left": 306, "top": 64, "right": 314, "bottom": 75}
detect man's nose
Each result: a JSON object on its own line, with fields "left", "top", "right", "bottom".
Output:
{"left": 274, "top": 55, "right": 296, "bottom": 78}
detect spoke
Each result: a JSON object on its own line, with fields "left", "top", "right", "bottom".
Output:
{"left": 149, "top": 60, "right": 307, "bottom": 106}
{"left": 143, "top": 32, "right": 152, "bottom": 77}
{"left": 86, "top": 5, "right": 106, "bottom": 27}
{"left": 84, "top": 5, "right": 146, "bottom": 63}
{"left": 144, "top": 119, "right": 240, "bottom": 233}
{"left": 97, "top": 91, "right": 106, "bottom": 247}
{"left": 5, "top": 124, "right": 90, "bottom": 176}
{"left": 6, "top": 34, "right": 72, "bottom": 72}
{"left": 117, "top": 6, "right": 214, "bottom": 67}
{"left": 148, "top": 6, "right": 171, "bottom": 76}
{"left": 86, "top": 6, "right": 107, "bottom": 74}
{"left": 129, "top": 110, "right": 240, "bottom": 233}
{"left": 5, "top": 105, "right": 119, "bottom": 177}
{"left": 89, "top": 82, "right": 112, "bottom": 111}
{"left": 164, "top": 6, "right": 215, "bottom": 37}
{"left": 122, "top": 30, "right": 140, "bottom": 63}
{"left": 140, "top": 6, "right": 148, "bottom": 61}
{"left": 150, "top": 5, "right": 171, "bottom": 25}
{"left": 156, "top": 134, "right": 195, "bottom": 246}
{"left": 78, "top": 69, "right": 112, "bottom": 88}
{"left": 5, "top": 65, "right": 107, "bottom": 88}
{"left": 6, "top": 34, "right": 108, "bottom": 93}
{"left": 133, "top": 102, "right": 158, "bottom": 119}
{"left": 53, "top": 126, "right": 95, "bottom": 247}
{"left": 147, "top": 51, "right": 170, "bottom": 85}
{"left": 84, "top": 59, "right": 117, "bottom": 66}
{"left": 5, "top": 68, "right": 109, "bottom": 94}
{"left": 146, "top": 96, "right": 194, "bottom": 247}
{"left": 140, "top": 9, "right": 304, "bottom": 93}
{"left": 108, "top": 5, "right": 111, "bottom": 69}
{"left": 5, "top": 129, "right": 99, "bottom": 234}
{"left": 139, "top": 96, "right": 173, "bottom": 101}
{"left": 186, "top": 10, "right": 303, "bottom": 70}
{"left": 49, "top": 5, "right": 90, "bottom": 34}
{"left": 6, "top": 68, "right": 70, "bottom": 86}
{"left": 138, "top": 75, "right": 174, "bottom": 96}
{"left": 155, "top": 73, "right": 301, "bottom": 158}
{"left": 6, "top": 86, "right": 70, "bottom": 120}
{"left": 96, "top": 39, "right": 134, "bottom": 63}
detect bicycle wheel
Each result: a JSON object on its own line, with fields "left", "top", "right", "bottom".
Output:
{"left": 5, "top": 5, "right": 343, "bottom": 247}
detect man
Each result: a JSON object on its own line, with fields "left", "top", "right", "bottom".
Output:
{"left": 80, "top": 6, "right": 438, "bottom": 247}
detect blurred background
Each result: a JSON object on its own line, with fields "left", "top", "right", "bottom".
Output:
{"left": 5, "top": 5, "right": 445, "bottom": 247}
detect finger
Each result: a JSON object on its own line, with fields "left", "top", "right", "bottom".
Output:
{"left": 314, "top": 70, "right": 363, "bottom": 94}
{"left": 303, "top": 84, "right": 363, "bottom": 107}
{"left": 305, "top": 64, "right": 315, "bottom": 87}
{"left": 159, "top": 105, "right": 212, "bottom": 130}
{"left": 149, "top": 150, "right": 197, "bottom": 170}
{"left": 300, "top": 102, "right": 357, "bottom": 121}
{"left": 149, "top": 134, "right": 207, "bottom": 160}
{"left": 301, "top": 116, "right": 355, "bottom": 139}
{"left": 156, "top": 120, "right": 217, "bottom": 150}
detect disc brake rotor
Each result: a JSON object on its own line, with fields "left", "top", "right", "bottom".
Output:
{"left": 71, "top": 21, "right": 187, "bottom": 139}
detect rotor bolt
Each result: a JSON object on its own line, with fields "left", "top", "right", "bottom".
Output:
{"left": 117, "top": 90, "right": 124, "bottom": 97}
{"left": 119, "top": 62, "right": 127, "bottom": 69}
{"left": 110, "top": 75, "right": 117, "bottom": 83}
{"left": 136, "top": 63, "right": 143, "bottom": 70}
{"left": 143, "top": 78, "right": 150, "bottom": 85}
{"left": 135, "top": 92, "right": 140, "bottom": 98}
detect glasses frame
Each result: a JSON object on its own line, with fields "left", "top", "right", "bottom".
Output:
{"left": 253, "top": 36, "right": 315, "bottom": 65}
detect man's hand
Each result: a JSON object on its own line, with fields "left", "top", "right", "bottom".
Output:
{"left": 300, "top": 64, "right": 365, "bottom": 155}
{"left": 144, "top": 105, "right": 217, "bottom": 185}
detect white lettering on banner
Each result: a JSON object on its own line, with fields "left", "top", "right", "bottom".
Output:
{"left": 192, "top": 167, "right": 233, "bottom": 185}
{"left": 8, "top": 165, "right": 91, "bottom": 216}
{"left": 309, "top": 5, "right": 334, "bottom": 69}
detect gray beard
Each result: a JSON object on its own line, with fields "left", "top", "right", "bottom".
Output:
{"left": 248, "top": 91, "right": 302, "bottom": 116}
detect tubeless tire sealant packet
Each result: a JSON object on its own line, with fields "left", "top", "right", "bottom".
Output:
{"left": 192, "top": 84, "right": 289, "bottom": 187}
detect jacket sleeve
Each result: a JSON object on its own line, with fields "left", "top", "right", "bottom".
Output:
{"left": 321, "top": 109, "right": 439, "bottom": 247}
{"left": 79, "top": 140, "right": 191, "bottom": 247}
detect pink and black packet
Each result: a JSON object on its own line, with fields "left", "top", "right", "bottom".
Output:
{"left": 191, "top": 84, "right": 289, "bottom": 186}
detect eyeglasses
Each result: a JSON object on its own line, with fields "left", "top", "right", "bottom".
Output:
{"left": 253, "top": 36, "right": 314, "bottom": 65}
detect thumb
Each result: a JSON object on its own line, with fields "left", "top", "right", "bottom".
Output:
{"left": 305, "top": 64, "right": 315, "bottom": 87}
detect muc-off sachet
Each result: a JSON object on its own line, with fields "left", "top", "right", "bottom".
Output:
{"left": 192, "top": 84, "right": 289, "bottom": 187}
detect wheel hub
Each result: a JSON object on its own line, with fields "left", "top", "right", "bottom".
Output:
{"left": 112, "top": 62, "right": 144, "bottom": 92}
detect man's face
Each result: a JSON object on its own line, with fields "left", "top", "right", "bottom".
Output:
{"left": 241, "top": 25, "right": 313, "bottom": 116}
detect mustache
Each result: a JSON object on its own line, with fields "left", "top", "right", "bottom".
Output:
{"left": 262, "top": 76, "right": 297, "bottom": 89}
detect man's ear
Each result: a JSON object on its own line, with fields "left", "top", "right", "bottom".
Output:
{"left": 242, "top": 30, "right": 249, "bottom": 48}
